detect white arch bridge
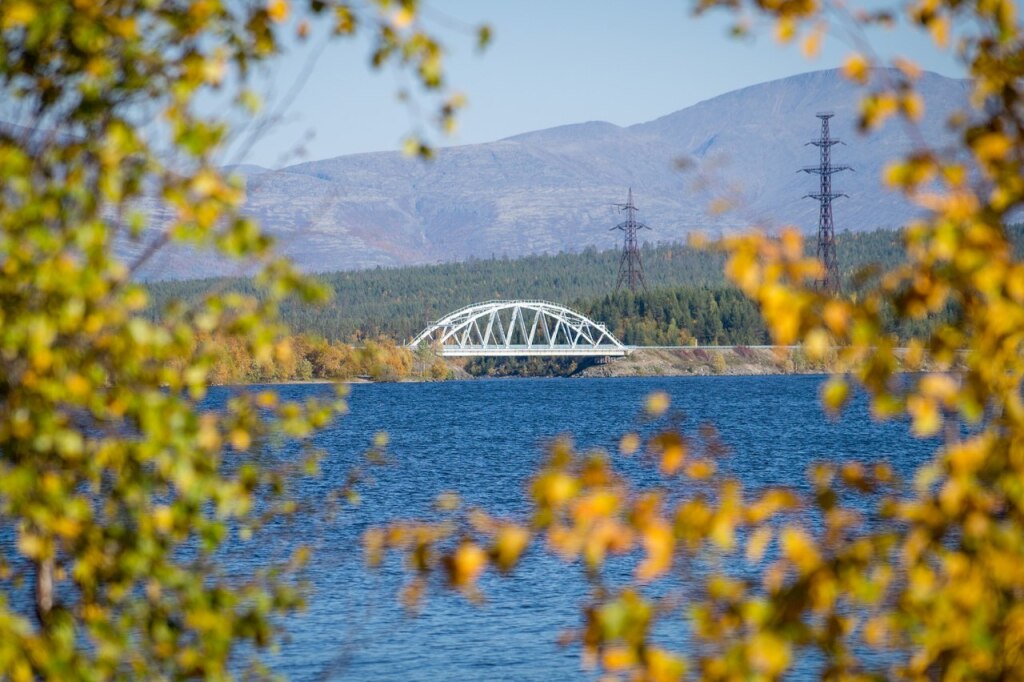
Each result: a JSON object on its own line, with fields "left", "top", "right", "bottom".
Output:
{"left": 409, "top": 300, "right": 630, "bottom": 357}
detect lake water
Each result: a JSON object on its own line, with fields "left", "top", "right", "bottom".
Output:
{"left": 239, "top": 375, "right": 937, "bottom": 681}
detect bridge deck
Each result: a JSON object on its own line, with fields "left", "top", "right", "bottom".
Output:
{"left": 438, "top": 345, "right": 630, "bottom": 357}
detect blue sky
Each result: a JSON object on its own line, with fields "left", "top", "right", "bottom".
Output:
{"left": 235, "top": 0, "right": 965, "bottom": 169}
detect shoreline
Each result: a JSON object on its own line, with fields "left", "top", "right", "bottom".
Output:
{"left": 222, "top": 346, "right": 939, "bottom": 386}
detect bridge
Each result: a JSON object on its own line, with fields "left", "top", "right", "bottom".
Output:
{"left": 409, "top": 300, "right": 629, "bottom": 357}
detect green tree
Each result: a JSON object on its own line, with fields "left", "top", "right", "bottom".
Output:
{"left": 0, "top": 0, "right": 483, "bottom": 677}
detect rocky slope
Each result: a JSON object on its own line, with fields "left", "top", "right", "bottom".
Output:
{"left": 136, "top": 68, "right": 970, "bottom": 279}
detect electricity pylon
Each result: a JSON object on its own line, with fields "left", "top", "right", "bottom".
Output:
{"left": 611, "top": 188, "right": 651, "bottom": 294}
{"left": 800, "top": 112, "right": 851, "bottom": 295}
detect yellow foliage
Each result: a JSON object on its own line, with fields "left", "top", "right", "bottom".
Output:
{"left": 358, "top": 1, "right": 1024, "bottom": 680}
{"left": 0, "top": 0, "right": 479, "bottom": 675}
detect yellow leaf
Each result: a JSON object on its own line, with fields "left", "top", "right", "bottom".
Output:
{"left": 973, "top": 132, "right": 1011, "bottom": 164}
{"left": 603, "top": 646, "right": 636, "bottom": 671}
{"left": 822, "top": 300, "right": 849, "bottom": 334}
{"left": 903, "top": 339, "right": 925, "bottom": 370}
{"left": 53, "top": 517, "right": 81, "bottom": 539}
{"left": 267, "top": 0, "right": 289, "bottom": 23}
{"left": 919, "top": 373, "right": 957, "bottom": 403}
{"left": 452, "top": 542, "right": 487, "bottom": 586}
{"left": 17, "top": 533, "right": 44, "bottom": 559}
{"left": 842, "top": 53, "right": 870, "bottom": 84}
{"left": 153, "top": 505, "right": 173, "bottom": 533}
{"left": 660, "top": 442, "right": 687, "bottom": 475}
{"left": 803, "top": 328, "right": 830, "bottom": 361}
{"left": 892, "top": 57, "right": 922, "bottom": 80}
{"left": 229, "top": 428, "right": 251, "bottom": 451}
{"left": 364, "top": 528, "right": 385, "bottom": 567}
{"left": 775, "top": 17, "right": 796, "bottom": 43}
{"left": 197, "top": 416, "right": 220, "bottom": 451}
{"left": 685, "top": 459, "right": 715, "bottom": 479}
{"left": 780, "top": 228, "right": 804, "bottom": 260}
{"left": 435, "top": 491, "right": 460, "bottom": 511}
{"left": 645, "top": 391, "right": 670, "bottom": 416}
{"left": 391, "top": 7, "right": 415, "bottom": 29}
{"left": 648, "top": 647, "right": 686, "bottom": 682}
{"left": 749, "top": 632, "right": 792, "bottom": 675}
{"left": 66, "top": 373, "right": 90, "bottom": 398}
{"left": 907, "top": 395, "right": 942, "bottom": 437}
{"left": 575, "top": 490, "right": 620, "bottom": 520}
{"left": 929, "top": 15, "right": 949, "bottom": 47}
{"left": 493, "top": 525, "right": 530, "bottom": 571}
{"left": 3, "top": 2, "right": 35, "bottom": 28}
{"left": 821, "top": 377, "right": 849, "bottom": 412}
{"left": 709, "top": 514, "right": 734, "bottom": 550}
{"left": 947, "top": 436, "right": 988, "bottom": 474}
{"left": 780, "top": 527, "right": 821, "bottom": 573}
{"left": 901, "top": 91, "right": 924, "bottom": 121}
{"left": 192, "top": 168, "right": 221, "bottom": 197}
{"left": 541, "top": 472, "right": 578, "bottom": 506}
{"left": 202, "top": 55, "right": 227, "bottom": 86}
{"left": 863, "top": 615, "right": 890, "bottom": 647}
{"left": 801, "top": 26, "right": 822, "bottom": 59}
{"left": 746, "top": 526, "right": 772, "bottom": 563}
{"left": 637, "top": 519, "right": 673, "bottom": 581}
{"left": 619, "top": 432, "right": 640, "bottom": 455}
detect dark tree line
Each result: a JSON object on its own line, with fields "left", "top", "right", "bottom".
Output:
{"left": 574, "top": 288, "right": 768, "bottom": 346}
{"left": 145, "top": 225, "right": 1024, "bottom": 346}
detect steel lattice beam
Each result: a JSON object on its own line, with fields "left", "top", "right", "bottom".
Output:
{"left": 408, "top": 300, "right": 630, "bottom": 357}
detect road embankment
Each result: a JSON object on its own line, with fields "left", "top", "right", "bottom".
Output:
{"left": 575, "top": 346, "right": 933, "bottom": 378}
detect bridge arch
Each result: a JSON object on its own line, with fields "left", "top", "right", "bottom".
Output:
{"left": 409, "top": 300, "right": 629, "bottom": 357}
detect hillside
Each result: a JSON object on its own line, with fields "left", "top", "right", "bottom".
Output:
{"left": 135, "top": 68, "right": 969, "bottom": 280}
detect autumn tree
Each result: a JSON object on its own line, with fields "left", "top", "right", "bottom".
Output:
{"left": 371, "top": 0, "right": 1024, "bottom": 679}
{"left": 0, "top": 0, "right": 484, "bottom": 678}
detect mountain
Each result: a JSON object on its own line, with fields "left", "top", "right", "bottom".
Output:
{"left": 138, "top": 68, "right": 970, "bottom": 279}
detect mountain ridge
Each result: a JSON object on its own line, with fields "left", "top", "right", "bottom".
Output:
{"left": 137, "top": 67, "right": 970, "bottom": 279}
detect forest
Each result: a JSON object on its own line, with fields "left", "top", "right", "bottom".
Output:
{"left": 147, "top": 225, "right": 1008, "bottom": 348}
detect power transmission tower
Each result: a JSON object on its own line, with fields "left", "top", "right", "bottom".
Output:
{"left": 611, "top": 188, "right": 651, "bottom": 294}
{"left": 800, "top": 112, "right": 851, "bottom": 295}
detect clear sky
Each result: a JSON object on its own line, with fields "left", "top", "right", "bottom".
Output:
{"left": 234, "top": 0, "right": 965, "bottom": 169}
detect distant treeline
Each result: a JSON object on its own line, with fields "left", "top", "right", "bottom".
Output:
{"left": 575, "top": 288, "right": 767, "bottom": 346}
{"left": 147, "top": 225, "right": 1024, "bottom": 349}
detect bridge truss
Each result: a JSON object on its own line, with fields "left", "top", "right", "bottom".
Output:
{"left": 409, "top": 300, "right": 629, "bottom": 357}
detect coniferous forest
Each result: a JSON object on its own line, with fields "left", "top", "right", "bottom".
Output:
{"left": 147, "top": 225, "right": 1023, "bottom": 348}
